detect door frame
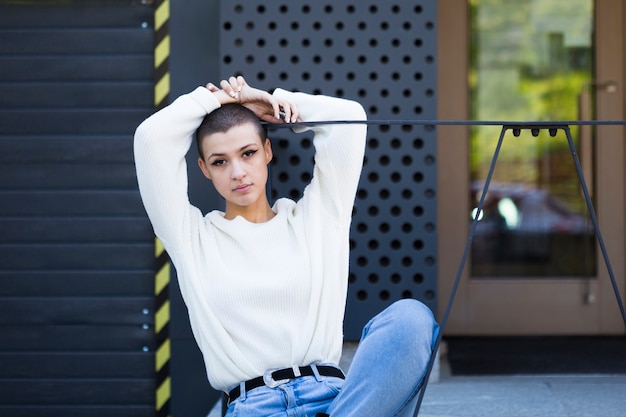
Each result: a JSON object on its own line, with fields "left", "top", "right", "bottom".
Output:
{"left": 437, "top": 0, "right": 626, "bottom": 335}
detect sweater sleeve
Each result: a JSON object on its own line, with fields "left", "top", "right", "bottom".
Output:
{"left": 272, "top": 89, "right": 367, "bottom": 223}
{"left": 133, "top": 86, "right": 221, "bottom": 250}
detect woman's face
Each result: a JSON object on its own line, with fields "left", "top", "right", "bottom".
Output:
{"left": 197, "top": 122, "right": 273, "bottom": 216}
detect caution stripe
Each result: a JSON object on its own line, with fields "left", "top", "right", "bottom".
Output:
{"left": 155, "top": 237, "right": 171, "bottom": 417}
{"left": 154, "top": 0, "right": 170, "bottom": 111}
{"left": 153, "top": 1, "right": 171, "bottom": 416}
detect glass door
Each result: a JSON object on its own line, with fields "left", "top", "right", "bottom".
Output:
{"left": 437, "top": 0, "right": 625, "bottom": 335}
{"left": 469, "top": 1, "right": 596, "bottom": 278}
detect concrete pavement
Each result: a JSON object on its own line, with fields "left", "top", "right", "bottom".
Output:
{"left": 418, "top": 359, "right": 626, "bottom": 417}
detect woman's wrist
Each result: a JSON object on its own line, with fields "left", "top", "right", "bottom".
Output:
{"left": 210, "top": 88, "right": 238, "bottom": 105}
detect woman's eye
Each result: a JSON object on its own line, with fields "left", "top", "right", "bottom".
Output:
{"left": 211, "top": 159, "right": 226, "bottom": 166}
{"left": 243, "top": 150, "right": 257, "bottom": 158}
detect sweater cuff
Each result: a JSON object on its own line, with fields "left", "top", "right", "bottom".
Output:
{"left": 271, "top": 88, "right": 293, "bottom": 101}
{"left": 189, "top": 86, "right": 222, "bottom": 113}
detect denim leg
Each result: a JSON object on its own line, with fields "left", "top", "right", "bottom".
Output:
{"left": 325, "top": 299, "right": 440, "bottom": 417}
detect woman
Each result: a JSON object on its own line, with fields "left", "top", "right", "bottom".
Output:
{"left": 134, "top": 76, "right": 439, "bottom": 417}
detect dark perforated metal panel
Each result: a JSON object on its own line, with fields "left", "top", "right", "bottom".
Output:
{"left": 219, "top": 1, "right": 437, "bottom": 339}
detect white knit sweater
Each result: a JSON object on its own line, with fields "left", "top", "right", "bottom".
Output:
{"left": 134, "top": 86, "right": 366, "bottom": 391}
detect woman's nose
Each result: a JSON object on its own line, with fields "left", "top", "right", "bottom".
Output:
{"left": 230, "top": 160, "right": 246, "bottom": 179}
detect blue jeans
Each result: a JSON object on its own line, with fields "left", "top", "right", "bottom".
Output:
{"left": 225, "top": 299, "right": 440, "bottom": 417}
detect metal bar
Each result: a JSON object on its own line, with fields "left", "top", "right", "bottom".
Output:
{"left": 265, "top": 119, "right": 626, "bottom": 129}
{"left": 413, "top": 126, "right": 509, "bottom": 417}
{"left": 563, "top": 126, "right": 626, "bottom": 326}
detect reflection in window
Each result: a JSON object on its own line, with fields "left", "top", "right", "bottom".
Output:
{"left": 469, "top": 0, "right": 596, "bottom": 277}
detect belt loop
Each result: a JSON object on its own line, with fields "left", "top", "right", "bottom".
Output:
{"left": 310, "top": 364, "right": 322, "bottom": 382}
{"left": 239, "top": 381, "right": 247, "bottom": 400}
{"left": 292, "top": 365, "right": 301, "bottom": 378}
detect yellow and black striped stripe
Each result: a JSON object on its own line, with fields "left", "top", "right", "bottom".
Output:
{"left": 154, "top": 0, "right": 171, "bottom": 416}
{"left": 155, "top": 238, "right": 171, "bottom": 417}
{"left": 154, "top": 0, "right": 170, "bottom": 111}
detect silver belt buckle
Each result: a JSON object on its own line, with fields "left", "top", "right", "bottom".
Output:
{"left": 262, "top": 368, "right": 291, "bottom": 388}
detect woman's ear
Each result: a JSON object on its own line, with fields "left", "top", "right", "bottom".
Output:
{"left": 198, "top": 157, "right": 212, "bottom": 180}
{"left": 264, "top": 138, "right": 273, "bottom": 164}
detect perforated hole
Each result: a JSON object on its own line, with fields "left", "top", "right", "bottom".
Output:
{"left": 220, "top": 1, "right": 438, "bottom": 333}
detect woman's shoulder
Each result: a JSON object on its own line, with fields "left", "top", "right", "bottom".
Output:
{"left": 272, "top": 197, "right": 297, "bottom": 214}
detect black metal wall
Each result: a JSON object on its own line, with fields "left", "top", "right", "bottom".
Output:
{"left": 219, "top": 0, "right": 438, "bottom": 339}
{"left": 0, "top": 2, "right": 156, "bottom": 416}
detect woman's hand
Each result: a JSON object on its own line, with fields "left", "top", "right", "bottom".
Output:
{"left": 207, "top": 76, "right": 299, "bottom": 123}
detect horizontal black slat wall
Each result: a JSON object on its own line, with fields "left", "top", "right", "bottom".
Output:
{"left": 0, "top": 2, "right": 156, "bottom": 416}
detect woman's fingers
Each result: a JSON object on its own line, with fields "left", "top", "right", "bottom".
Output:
{"left": 287, "top": 102, "right": 299, "bottom": 123}
{"left": 228, "top": 76, "right": 246, "bottom": 98}
{"left": 220, "top": 78, "right": 240, "bottom": 100}
{"left": 279, "top": 101, "right": 299, "bottom": 123}
{"left": 236, "top": 76, "right": 246, "bottom": 91}
{"left": 276, "top": 102, "right": 299, "bottom": 123}
{"left": 213, "top": 75, "right": 300, "bottom": 123}
{"left": 216, "top": 76, "right": 249, "bottom": 101}
{"left": 218, "top": 79, "right": 233, "bottom": 98}
{"left": 228, "top": 76, "right": 240, "bottom": 94}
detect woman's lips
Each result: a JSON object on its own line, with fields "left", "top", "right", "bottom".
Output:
{"left": 233, "top": 184, "right": 252, "bottom": 193}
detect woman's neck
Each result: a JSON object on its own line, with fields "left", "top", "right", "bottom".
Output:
{"left": 224, "top": 201, "right": 275, "bottom": 223}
